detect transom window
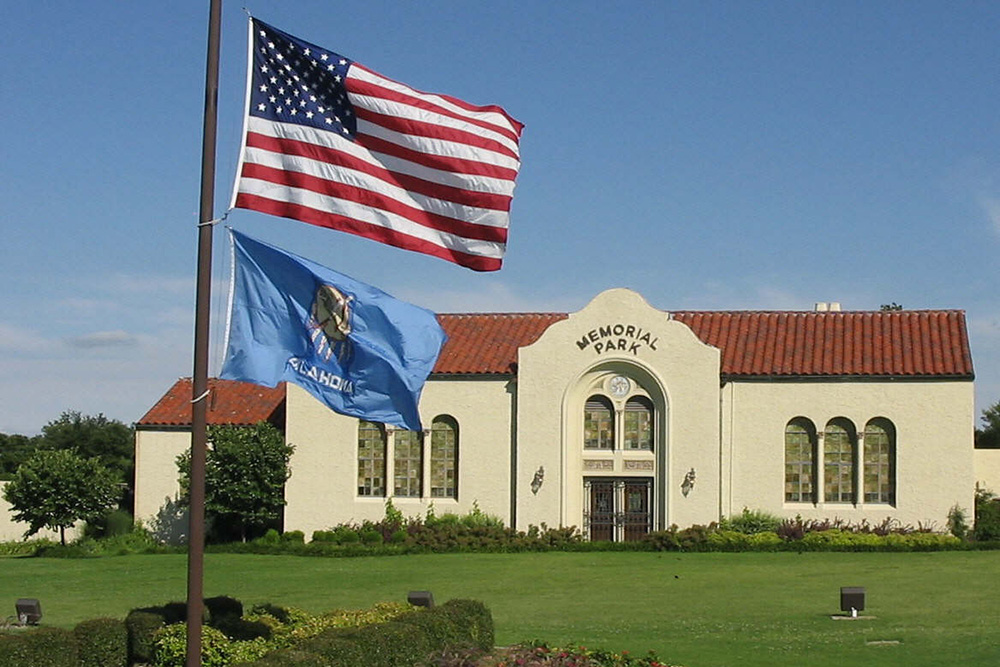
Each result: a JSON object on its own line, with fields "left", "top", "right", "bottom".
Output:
{"left": 584, "top": 396, "right": 615, "bottom": 450}
{"left": 623, "top": 397, "right": 654, "bottom": 451}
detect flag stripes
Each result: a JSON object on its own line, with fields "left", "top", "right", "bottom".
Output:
{"left": 232, "top": 18, "right": 522, "bottom": 271}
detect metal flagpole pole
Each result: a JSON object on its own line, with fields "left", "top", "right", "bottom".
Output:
{"left": 187, "top": 0, "right": 222, "bottom": 665}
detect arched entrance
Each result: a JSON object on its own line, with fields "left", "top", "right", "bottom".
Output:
{"left": 566, "top": 361, "right": 668, "bottom": 541}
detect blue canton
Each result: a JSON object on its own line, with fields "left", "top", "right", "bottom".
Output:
{"left": 250, "top": 19, "right": 357, "bottom": 138}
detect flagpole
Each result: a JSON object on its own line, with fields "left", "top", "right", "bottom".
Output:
{"left": 187, "top": 0, "right": 222, "bottom": 665}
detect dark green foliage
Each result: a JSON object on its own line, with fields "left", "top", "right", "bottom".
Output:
{"left": 354, "top": 620, "right": 432, "bottom": 665}
{"left": 233, "top": 648, "right": 326, "bottom": 666}
{"left": 2, "top": 448, "right": 121, "bottom": 544}
{"left": 976, "top": 400, "right": 1000, "bottom": 449}
{"left": 0, "top": 627, "right": 79, "bottom": 667}
{"left": 0, "top": 431, "right": 42, "bottom": 479}
{"left": 298, "top": 628, "right": 369, "bottom": 665}
{"left": 394, "top": 608, "right": 465, "bottom": 651}
{"left": 124, "top": 610, "right": 165, "bottom": 663}
{"left": 439, "top": 599, "right": 494, "bottom": 651}
{"left": 205, "top": 595, "right": 244, "bottom": 622}
{"left": 74, "top": 617, "right": 127, "bottom": 667}
{"left": 177, "top": 422, "right": 294, "bottom": 542}
{"left": 720, "top": 507, "right": 782, "bottom": 534}
{"left": 84, "top": 508, "right": 134, "bottom": 539}
{"left": 974, "top": 489, "right": 1000, "bottom": 540}
{"left": 213, "top": 615, "right": 273, "bottom": 642}
{"left": 281, "top": 530, "right": 305, "bottom": 544}
{"left": 249, "top": 603, "right": 293, "bottom": 624}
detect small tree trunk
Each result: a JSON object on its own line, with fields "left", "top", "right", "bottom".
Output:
{"left": 59, "top": 526, "right": 66, "bottom": 546}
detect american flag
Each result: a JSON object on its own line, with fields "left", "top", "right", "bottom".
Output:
{"left": 231, "top": 18, "right": 523, "bottom": 271}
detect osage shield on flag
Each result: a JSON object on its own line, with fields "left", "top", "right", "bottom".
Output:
{"left": 220, "top": 230, "right": 446, "bottom": 431}
{"left": 231, "top": 18, "right": 523, "bottom": 271}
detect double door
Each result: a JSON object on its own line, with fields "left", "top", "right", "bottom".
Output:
{"left": 584, "top": 477, "right": 652, "bottom": 542}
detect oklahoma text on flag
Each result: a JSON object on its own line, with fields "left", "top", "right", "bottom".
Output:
{"left": 230, "top": 18, "right": 523, "bottom": 271}
{"left": 220, "top": 230, "right": 446, "bottom": 431}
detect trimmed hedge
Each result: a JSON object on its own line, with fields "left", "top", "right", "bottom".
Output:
{"left": 0, "top": 627, "right": 79, "bottom": 667}
{"left": 73, "top": 618, "right": 127, "bottom": 667}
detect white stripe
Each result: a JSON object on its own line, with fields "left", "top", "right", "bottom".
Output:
{"left": 246, "top": 117, "right": 516, "bottom": 196}
{"left": 243, "top": 145, "right": 511, "bottom": 229}
{"left": 349, "top": 65, "right": 519, "bottom": 134}
{"left": 350, "top": 91, "right": 520, "bottom": 157}
{"left": 357, "top": 118, "right": 521, "bottom": 172}
{"left": 237, "top": 177, "right": 506, "bottom": 259}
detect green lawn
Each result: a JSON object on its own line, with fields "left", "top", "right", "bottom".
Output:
{"left": 3, "top": 550, "right": 999, "bottom": 666}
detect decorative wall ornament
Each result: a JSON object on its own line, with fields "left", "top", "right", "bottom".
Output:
{"left": 681, "top": 468, "right": 696, "bottom": 497}
{"left": 531, "top": 466, "right": 545, "bottom": 494}
{"left": 583, "top": 459, "right": 615, "bottom": 471}
{"left": 624, "top": 460, "right": 654, "bottom": 471}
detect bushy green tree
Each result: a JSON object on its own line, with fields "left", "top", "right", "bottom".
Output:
{"left": 976, "top": 400, "right": 1000, "bottom": 449}
{"left": 2, "top": 449, "right": 121, "bottom": 544}
{"left": 40, "top": 411, "right": 134, "bottom": 492}
{"left": 177, "top": 422, "right": 293, "bottom": 542}
{"left": 0, "top": 432, "right": 42, "bottom": 479}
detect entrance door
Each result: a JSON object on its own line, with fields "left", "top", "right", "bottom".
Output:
{"left": 584, "top": 478, "right": 652, "bottom": 542}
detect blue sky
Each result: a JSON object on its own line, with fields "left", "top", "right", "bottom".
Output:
{"left": 2, "top": 1, "right": 999, "bottom": 435}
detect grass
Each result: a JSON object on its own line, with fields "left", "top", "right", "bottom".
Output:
{"left": 2, "top": 550, "right": 999, "bottom": 666}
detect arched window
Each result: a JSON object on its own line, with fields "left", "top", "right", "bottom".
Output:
{"left": 393, "top": 430, "right": 423, "bottom": 497}
{"left": 785, "top": 418, "right": 817, "bottom": 503}
{"left": 430, "top": 416, "right": 459, "bottom": 499}
{"left": 357, "top": 420, "right": 386, "bottom": 497}
{"left": 584, "top": 396, "right": 614, "bottom": 450}
{"left": 824, "top": 419, "right": 857, "bottom": 503}
{"left": 623, "top": 397, "right": 654, "bottom": 451}
{"left": 864, "top": 419, "right": 895, "bottom": 504}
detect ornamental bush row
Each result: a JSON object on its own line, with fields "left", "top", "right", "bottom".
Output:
{"left": 0, "top": 618, "right": 126, "bottom": 667}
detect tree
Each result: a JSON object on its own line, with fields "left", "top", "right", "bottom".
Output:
{"left": 177, "top": 422, "right": 293, "bottom": 542}
{"left": 0, "top": 432, "right": 43, "bottom": 479}
{"left": 2, "top": 449, "right": 121, "bottom": 544}
{"left": 38, "top": 411, "right": 135, "bottom": 510}
{"left": 880, "top": 302, "right": 903, "bottom": 311}
{"left": 976, "top": 400, "right": 1000, "bottom": 449}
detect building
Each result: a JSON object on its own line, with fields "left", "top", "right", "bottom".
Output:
{"left": 135, "top": 288, "right": 977, "bottom": 542}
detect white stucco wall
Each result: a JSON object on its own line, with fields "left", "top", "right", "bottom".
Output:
{"left": 721, "top": 379, "right": 975, "bottom": 528}
{"left": 282, "top": 376, "right": 514, "bottom": 536}
{"left": 133, "top": 429, "right": 190, "bottom": 543}
{"left": 974, "top": 450, "right": 1000, "bottom": 495}
{"left": 516, "top": 289, "right": 722, "bottom": 532}
{"left": 0, "top": 481, "right": 79, "bottom": 542}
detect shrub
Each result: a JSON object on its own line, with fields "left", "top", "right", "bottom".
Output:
{"left": 350, "top": 620, "right": 432, "bottom": 666}
{"left": 125, "top": 610, "right": 166, "bottom": 664}
{"left": 233, "top": 647, "right": 326, "bottom": 666}
{"left": 152, "top": 623, "right": 232, "bottom": 667}
{"left": 205, "top": 595, "right": 244, "bottom": 622}
{"left": 975, "top": 489, "right": 1000, "bottom": 541}
{"left": 720, "top": 507, "right": 782, "bottom": 534}
{"left": 0, "top": 627, "right": 79, "bottom": 667}
{"left": 438, "top": 599, "right": 494, "bottom": 651}
{"left": 280, "top": 531, "right": 305, "bottom": 544}
{"left": 360, "top": 528, "right": 383, "bottom": 545}
{"left": 74, "top": 617, "right": 127, "bottom": 667}
{"left": 310, "top": 530, "right": 335, "bottom": 543}
{"left": 947, "top": 504, "right": 971, "bottom": 540}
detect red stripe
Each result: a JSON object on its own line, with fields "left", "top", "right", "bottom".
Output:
{"left": 351, "top": 65, "right": 524, "bottom": 142}
{"left": 245, "top": 131, "right": 512, "bottom": 212}
{"left": 235, "top": 192, "right": 503, "bottom": 271}
{"left": 354, "top": 105, "right": 519, "bottom": 161}
{"left": 357, "top": 133, "right": 518, "bottom": 182}
{"left": 241, "top": 162, "right": 508, "bottom": 243}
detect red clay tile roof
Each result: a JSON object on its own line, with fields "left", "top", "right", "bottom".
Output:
{"left": 137, "top": 378, "right": 285, "bottom": 428}
{"left": 139, "top": 309, "right": 973, "bottom": 426}
{"left": 434, "top": 313, "right": 568, "bottom": 374}
{"left": 672, "top": 310, "right": 973, "bottom": 378}
{"left": 432, "top": 310, "right": 974, "bottom": 379}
